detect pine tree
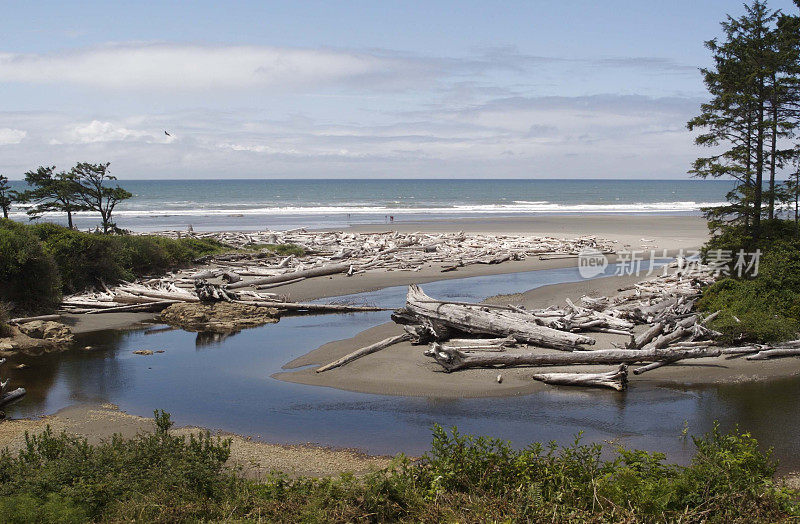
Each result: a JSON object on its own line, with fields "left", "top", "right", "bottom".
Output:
{"left": 72, "top": 162, "right": 132, "bottom": 234}
{"left": 687, "top": 1, "right": 799, "bottom": 241}
{"left": 18, "top": 167, "right": 88, "bottom": 229}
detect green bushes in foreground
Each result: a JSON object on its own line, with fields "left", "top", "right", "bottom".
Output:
{"left": 0, "top": 413, "right": 796, "bottom": 523}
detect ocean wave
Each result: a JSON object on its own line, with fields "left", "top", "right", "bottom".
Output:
{"left": 7, "top": 201, "right": 727, "bottom": 219}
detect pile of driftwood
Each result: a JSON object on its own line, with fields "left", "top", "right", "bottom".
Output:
{"left": 315, "top": 262, "right": 800, "bottom": 390}
{"left": 61, "top": 229, "right": 616, "bottom": 315}
{"left": 60, "top": 279, "right": 388, "bottom": 315}
{"left": 153, "top": 229, "right": 616, "bottom": 276}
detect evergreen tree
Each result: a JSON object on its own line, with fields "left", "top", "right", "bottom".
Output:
{"left": 688, "top": 0, "right": 800, "bottom": 241}
{"left": 0, "top": 175, "right": 16, "bottom": 219}
{"left": 72, "top": 162, "right": 132, "bottom": 234}
{"left": 18, "top": 167, "right": 88, "bottom": 229}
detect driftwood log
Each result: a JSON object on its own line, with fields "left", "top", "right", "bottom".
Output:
{"left": 226, "top": 263, "right": 350, "bottom": 289}
{"left": 236, "top": 300, "right": 389, "bottom": 313}
{"left": 395, "top": 285, "right": 595, "bottom": 351}
{"left": 316, "top": 333, "right": 411, "bottom": 373}
{"left": 533, "top": 365, "right": 628, "bottom": 391}
{"left": 0, "top": 388, "right": 26, "bottom": 409}
{"left": 429, "top": 346, "right": 721, "bottom": 372}
{"left": 746, "top": 348, "right": 800, "bottom": 360}
{"left": 8, "top": 314, "right": 61, "bottom": 324}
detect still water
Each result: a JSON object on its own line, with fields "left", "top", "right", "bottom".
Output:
{"left": 5, "top": 264, "right": 799, "bottom": 470}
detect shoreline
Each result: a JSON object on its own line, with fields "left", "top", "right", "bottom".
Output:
{"left": 274, "top": 271, "right": 800, "bottom": 398}
{"left": 61, "top": 214, "right": 709, "bottom": 333}
{"left": 0, "top": 403, "right": 390, "bottom": 478}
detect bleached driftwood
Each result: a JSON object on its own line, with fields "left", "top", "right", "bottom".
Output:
{"left": 394, "top": 285, "right": 595, "bottom": 351}
{"left": 226, "top": 263, "right": 350, "bottom": 289}
{"left": 746, "top": 347, "right": 800, "bottom": 360}
{"left": 8, "top": 314, "right": 61, "bottom": 324}
{"left": 429, "top": 346, "right": 721, "bottom": 372}
{"left": 316, "top": 333, "right": 412, "bottom": 373}
{"left": 533, "top": 365, "right": 628, "bottom": 391}
{"left": 237, "top": 300, "right": 389, "bottom": 313}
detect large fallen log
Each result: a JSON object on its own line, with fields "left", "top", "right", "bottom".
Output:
{"left": 533, "top": 365, "right": 628, "bottom": 391}
{"left": 0, "top": 387, "right": 26, "bottom": 409}
{"left": 316, "top": 333, "right": 411, "bottom": 373}
{"left": 226, "top": 263, "right": 350, "bottom": 289}
{"left": 8, "top": 314, "right": 61, "bottom": 324}
{"left": 236, "top": 300, "right": 389, "bottom": 313}
{"left": 746, "top": 348, "right": 800, "bottom": 360}
{"left": 430, "top": 346, "right": 721, "bottom": 372}
{"left": 85, "top": 300, "right": 181, "bottom": 314}
{"left": 395, "top": 285, "right": 594, "bottom": 351}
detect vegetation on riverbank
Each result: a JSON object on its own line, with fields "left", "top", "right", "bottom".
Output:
{"left": 0, "top": 220, "right": 229, "bottom": 314}
{"left": 690, "top": 0, "right": 800, "bottom": 343}
{"left": 699, "top": 221, "right": 800, "bottom": 342}
{"left": 0, "top": 412, "right": 795, "bottom": 523}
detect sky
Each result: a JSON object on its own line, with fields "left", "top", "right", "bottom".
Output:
{"left": 1, "top": 0, "right": 798, "bottom": 180}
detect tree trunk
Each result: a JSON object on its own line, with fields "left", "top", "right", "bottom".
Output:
{"left": 532, "top": 365, "right": 628, "bottom": 391}
{"left": 746, "top": 347, "right": 800, "bottom": 360}
{"left": 0, "top": 387, "right": 26, "bottom": 408}
{"left": 67, "top": 209, "right": 74, "bottom": 229}
{"left": 768, "top": 86, "right": 778, "bottom": 220}
{"left": 429, "top": 346, "right": 721, "bottom": 372}
{"left": 236, "top": 300, "right": 388, "bottom": 313}
{"left": 753, "top": 85, "right": 765, "bottom": 239}
{"left": 395, "top": 285, "right": 595, "bottom": 351}
{"left": 316, "top": 333, "right": 411, "bottom": 372}
{"left": 226, "top": 263, "right": 350, "bottom": 289}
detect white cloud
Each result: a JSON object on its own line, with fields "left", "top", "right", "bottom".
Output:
{"left": 0, "top": 128, "right": 26, "bottom": 145}
{"left": 0, "top": 43, "right": 426, "bottom": 91}
{"left": 66, "top": 120, "right": 172, "bottom": 144}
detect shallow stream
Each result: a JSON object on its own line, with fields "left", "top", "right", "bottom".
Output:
{"left": 6, "top": 263, "right": 799, "bottom": 470}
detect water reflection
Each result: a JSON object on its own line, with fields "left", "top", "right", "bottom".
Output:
{"left": 4, "top": 265, "right": 799, "bottom": 471}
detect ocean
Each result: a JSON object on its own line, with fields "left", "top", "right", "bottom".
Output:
{"left": 6, "top": 179, "right": 733, "bottom": 231}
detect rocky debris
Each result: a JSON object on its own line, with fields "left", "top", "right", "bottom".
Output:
{"left": 16, "top": 321, "right": 74, "bottom": 344}
{"left": 0, "top": 321, "right": 75, "bottom": 357}
{"left": 159, "top": 302, "right": 280, "bottom": 333}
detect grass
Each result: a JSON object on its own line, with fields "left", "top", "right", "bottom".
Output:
{"left": 0, "top": 412, "right": 796, "bottom": 522}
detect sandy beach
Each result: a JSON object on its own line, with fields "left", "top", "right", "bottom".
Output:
{"left": 266, "top": 214, "right": 709, "bottom": 302}
{"left": 0, "top": 403, "right": 389, "bottom": 478}
{"left": 275, "top": 271, "right": 800, "bottom": 397}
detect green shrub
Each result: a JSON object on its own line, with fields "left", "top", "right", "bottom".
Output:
{"left": 0, "top": 219, "right": 61, "bottom": 314}
{"left": 28, "top": 223, "right": 229, "bottom": 293}
{"left": 698, "top": 232, "right": 800, "bottom": 343}
{"left": 0, "top": 416, "right": 795, "bottom": 522}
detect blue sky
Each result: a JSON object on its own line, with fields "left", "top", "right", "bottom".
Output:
{"left": 1, "top": 1, "right": 798, "bottom": 179}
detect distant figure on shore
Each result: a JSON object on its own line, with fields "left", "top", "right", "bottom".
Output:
{"left": 390, "top": 215, "right": 394, "bottom": 222}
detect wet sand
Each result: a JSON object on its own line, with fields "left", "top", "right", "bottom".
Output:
{"left": 275, "top": 272, "right": 800, "bottom": 397}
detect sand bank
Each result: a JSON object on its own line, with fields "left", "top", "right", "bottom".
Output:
{"left": 62, "top": 215, "right": 709, "bottom": 333}
{"left": 274, "top": 271, "right": 800, "bottom": 397}
{"left": 0, "top": 403, "right": 389, "bottom": 478}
